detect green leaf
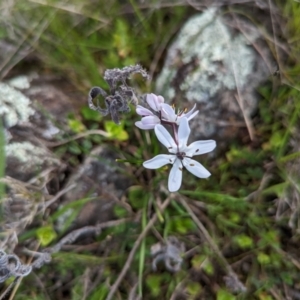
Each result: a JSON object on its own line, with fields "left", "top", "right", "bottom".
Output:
{"left": 104, "top": 120, "right": 129, "bottom": 141}
{"left": 186, "top": 281, "right": 201, "bottom": 296}
{"left": 191, "top": 254, "right": 206, "bottom": 270}
{"left": 203, "top": 260, "right": 214, "bottom": 275}
{"left": 113, "top": 205, "right": 128, "bottom": 218}
{"left": 68, "top": 142, "right": 82, "bottom": 155}
{"left": 36, "top": 226, "right": 57, "bottom": 246}
{"left": 171, "top": 217, "right": 195, "bottom": 234}
{"left": 113, "top": 19, "right": 133, "bottom": 59}
{"left": 81, "top": 106, "right": 102, "bottom": 121}
{"left": 146, "top": 275, "right": 163, "bottom": 297}
{"left": 68, "top": 119, "right": 86, "bottom": 133}
{"left": 89, "top": 285, "right": 109, "bottom": 300}
{"left": 257, "top": 252, "right": 271, "bottom": 265}
{"left": 261, "top": 182, "right": 288, "bottom": 197}
{"left": 234, "top": 234, "right": 253, "bottom": 249}
{"left": 128, "top": 186, "right": 148, "bottom": 209}
{"left": 217, "top": 289, "right": 236, "bottom": 300}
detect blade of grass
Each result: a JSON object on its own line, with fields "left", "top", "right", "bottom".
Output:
{"left": 106, "top": 194, "right": 173, "bottom": 300}
{"left": 0, "top": 119, "right": 5, "bottom": 222}
{"left": 138, "top": 205, "right": 147, "bottom": 297}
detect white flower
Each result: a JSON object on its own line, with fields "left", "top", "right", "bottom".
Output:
{"left": 135, "top": 93, "right": 164, "bottom": 129}
{"left": 161, "top": 103, "right": 199, "bottom": 125}
{"left": 143, "top": 118, "right": 216, "bottom": 192}
{"left": 135, "top": 93, "right": 198, "bottom": 130}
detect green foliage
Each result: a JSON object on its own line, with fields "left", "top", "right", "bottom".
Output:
{"left": 216, "top": 289, "right": 236, "bottom": 300}
{"left": 104, "top": 120, "right": 129, "bottom": 141}
{"left": 233, "top": 234, "right": 254, "bottom": 249}
{"left": 128, "top": 186, "right": 148, "bottom": 209}
{"left": 0, "top": 119, "right": 5, "bottom": 203}
{"left": 186, "top": 281, "right": 202, "bottom": 298}
{"left": 36, "top": 225, "right": 57, "bottom": 246}
{"left": 89, "top": 284, "right": 109, "bottom": 300}
{"left": 169, "top": 216, "right": 196, "bottom": 234}
{"left": 51, "top": 197, "right": 94, "bottom": 234}
{"left": 146, "top": 274, "right": 163, "bottom": 297}
{"left": 257, "top": 252, "right": 271, "bottom": 265}
{"left": 113, "top": 204, "right": 128, "bottom": 218}
{"left": 81, "top": 106, "right": 102, "bottom": 122}
{"left": 68, "top": 118, "right": 86, "bottom": 133}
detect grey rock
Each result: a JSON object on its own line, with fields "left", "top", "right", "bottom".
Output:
{"left": 57, "top": 145, "right": 132, "bottom": 234}
{"left": 156, "top": 8, "right": 272, "bottom": 141}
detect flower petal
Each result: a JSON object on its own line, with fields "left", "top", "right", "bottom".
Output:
{"left": 135, "top": 121, "right": 155, "bottom": 130}
{"left": 185, "top": 140, "right": 216, "bottom": 156}
{"left": 185, "top": 110, "right": 198, "bottom": 121}
{"left": 178, "top": 117, "right": 190, "bottom": 148}
{"left": 183, "top": 158, "right": 211, "bottom": 178}
{"left": 146, "top": 93, "right": 164, "bottom": 111}
{"left": 136, "top": 105, "right": 154, "bottom": 116}
{"left": 154, "top": 124, "right": 177, "bottom": 152}
{"left": 168, "top": 159, "right": 183, "bottom": 192}
{"left": 143, "top": 154, "right": 175, "bottom": 169}
{"left": 141, "top": 115, "right": 160, "bottom": 126}
{"left": 161, "top": 103, "right": 176, "bottom": 121}
{"left": 183, "top": 104, "right": 198, "bottom": 120}
{"left": 157, "top": 95, "right": 165, "bottom": 104}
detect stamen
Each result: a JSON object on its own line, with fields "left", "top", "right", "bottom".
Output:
{"left": 176, "top": 152, "right": 186, "bottom": 160}
{"left": 195, "top": 149, "right": 199, "bottom": 153}
{"left": 190, "top": 164, "right": 194, "bottom": 166}
{"left": 179, "top": 167, "right": 183, "bottom": 171}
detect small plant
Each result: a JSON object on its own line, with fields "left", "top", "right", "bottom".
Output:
{"left": 88, "top": 64, "right": 149, "bottom": 124}
{"left": 89, "top": 68, "right": 216, "bottom": 192}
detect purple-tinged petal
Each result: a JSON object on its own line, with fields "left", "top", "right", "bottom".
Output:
{"left": 146, "top": 93, "right": 164, "bottom": 111}
{"left": 141, "top": 115, "right": 160, "bottom": 125}
{"left": 168, "top": 159, "right": 183, "bottom": 192}
{"left": 157, "top": 95, "right": 165, "bottom": 104}
{"left": 136, "top": 105, "right": 154, "bottom": 116}
{"left": 154, "top": 124, "right": 177, "bottom": 152}
{"left": 183, "top": 158, "right": 211, "bottom": 178}
{"left": 161, "top": 103, "right": 176, "bottom": 121}
{"left": 135, "top": 121, "right": 155, "bottom": 130}
{"left": 178, "top": 117, "right": 190, "bottom": 148}
{"left": 143, "top": 154, "right": 175, "bottom": 169}
{"left": 185, "top": 140, "right": 216, "bottom": 156}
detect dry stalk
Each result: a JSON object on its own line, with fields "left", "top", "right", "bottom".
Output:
{"left": 106, "top": 195, "right": 173, "bottom": 300}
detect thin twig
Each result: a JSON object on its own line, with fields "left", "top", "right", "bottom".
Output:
{"left": 51, "top": 219, "right": 129, "bottom": 253}
{"left": 0, "top": 277, "right": 20, "bottom": 300}
{"left": 106, "top": 195, "right": 173, "bottom": 300}
{"left": 8, "top": 243, "right": 41, "bottom": 300}
{"left": 27, "top": 0, "right": 109, "bottom": 24}
{"left": 177, "top": 196, "right": 246, "bottom": 292}
{"left": 268, "top": 0, "right": 281, "bottom": 82}
{"left": 217, "top": 12, "right": 255, "bottom": 140}
{"left": 45, "top": 129, "right": 110, "bottom": 147}
{"left": 41, "top": 183, "right": 76, "bottom": 209}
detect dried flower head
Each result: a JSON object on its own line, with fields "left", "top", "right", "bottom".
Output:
{"left": 88, "top": 64, "right": 149, "bottom": 124}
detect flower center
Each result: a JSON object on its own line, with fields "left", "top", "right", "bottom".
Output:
{"left": 176, "top": 152, "right": 186, "bottom": 160}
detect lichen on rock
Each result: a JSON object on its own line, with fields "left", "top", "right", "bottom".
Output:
{"left": 5, "top": 141, "right": 59, "bottom": 170}
{"left": 156, "top": 8, "right": 271, "bottom": 140}
{"left": 0, "top": 82, "right": 35, "bottom": 128}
